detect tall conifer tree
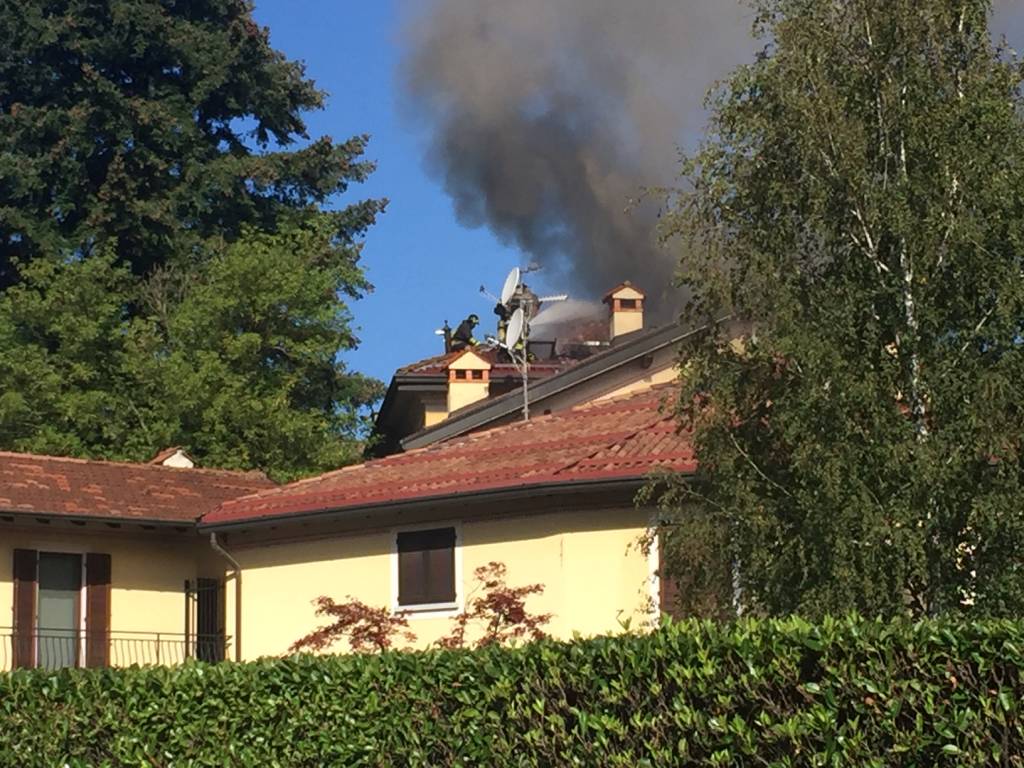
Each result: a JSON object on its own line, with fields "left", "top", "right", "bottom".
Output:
{"left": 0, "top": 0, "right": 382, "bottom": 285}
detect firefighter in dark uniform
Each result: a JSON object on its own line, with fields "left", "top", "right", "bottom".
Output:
{"left": 494, "top": 302, "right": 511, "bottom": 344}
{"left": 451, "top": 314, "right": 480, "bottom": 351}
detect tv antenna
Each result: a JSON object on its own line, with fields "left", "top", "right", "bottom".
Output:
{"left": 476, "top": 265, "right": 572, "bottom": 420}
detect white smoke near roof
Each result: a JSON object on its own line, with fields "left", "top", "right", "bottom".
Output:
{"left": 530, "top": 299, "right": 608, "bottom": 352}
{"left": 530, "top": 298, "right": 604, "bottom": 331}
{"left": 402, "top": 1, "right": 1024, "bottom": 314}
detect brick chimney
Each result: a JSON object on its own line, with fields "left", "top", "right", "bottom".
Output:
{"left": 603, "top": 282, "right": 645, "bottom": 340}
{"left": 447, "top": 349, "right": 491, "bottom": 413}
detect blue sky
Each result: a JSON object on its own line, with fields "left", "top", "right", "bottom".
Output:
{"left": 251, "top": 0, "right": 534, "bottom": 385}
{"left": 250, "top": 2, "right": 1024, "bottom": 388}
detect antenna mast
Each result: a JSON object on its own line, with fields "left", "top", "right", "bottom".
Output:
{"left": 484, "top": 265, "right": 569, "bottom": 422}
{"left": 502, "top": 305, "right": 530, "bottom": 421}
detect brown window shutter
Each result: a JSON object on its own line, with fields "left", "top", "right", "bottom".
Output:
{"left": 398, "top": 543, "right": 427, "bottom": 606}
{"left": 12, "top": 549, "right": 38, "bottom": 668}
{"left": 427, "top": 536, "right": 456, "bottom": 603}
{"left": 397, "top": 528, "right": 456, "bottom": 606}
{"left": 85, "top": 553, "right": 111, "bottom": 668}
{"left": 659, "top": 573, "right": 682, "bottom": 618}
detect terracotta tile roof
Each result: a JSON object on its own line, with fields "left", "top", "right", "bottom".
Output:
{"left": 205, "top": 385, "right": 694, "bottom": 526}
{"left": 0, "top": 452, "right": 276, "bottom": 523}
{"left": 396, "top": 351, "right": 460, "bottom": 376}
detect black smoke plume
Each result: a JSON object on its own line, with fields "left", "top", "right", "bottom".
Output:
{"left": 402, "top": 1, "right": 1024, "bottom": 312}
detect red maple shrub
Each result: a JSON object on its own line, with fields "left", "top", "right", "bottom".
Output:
{"left": 289, "top": 596, "right": 417, "bottom": 654}
{"left": 439, "top": 562, "right": 551, "bottom": 650}
{"left": 291, "top": 562, "right": 551, "bottom": 654}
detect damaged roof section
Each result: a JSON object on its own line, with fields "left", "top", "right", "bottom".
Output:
{"left": 372, "top": 344, "right": 589, "bottom": 456}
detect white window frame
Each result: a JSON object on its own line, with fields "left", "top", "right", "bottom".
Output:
{"left": 390, "top": 520, "right": 463, "bottom": 619}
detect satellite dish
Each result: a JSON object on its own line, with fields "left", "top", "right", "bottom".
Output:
{"left": 500, "top": 268, "right": 521, "bottom": 306}
{"left": 505, "top": 308, "right": 525, "bottom": 349}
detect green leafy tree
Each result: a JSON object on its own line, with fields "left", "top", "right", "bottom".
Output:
{"left": 0, "top": 220, "right": 383, "bottom": 480}
{"left": 0, "top": 1, "right": 385, "bottom": 477}
{"left": 659, "top": 0, "right": 1024, "bottom": 618}
{"left": 129, "top": 220, "right": 384, "bottom": 479}
{"left": 0, "top": 248, "right": 140, "bottom": 457}
{"left": 0, "top": 0, "right": 380, "bottom": 287}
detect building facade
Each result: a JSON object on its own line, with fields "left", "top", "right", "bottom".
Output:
{"left": 3, "top": 284, "right": 703, "bottom": 666}
{"left": 202, "top": 384, "right": 693, "bottom": 656}
{"left": 0, "top": 452, "right": 273, "bottom": 670}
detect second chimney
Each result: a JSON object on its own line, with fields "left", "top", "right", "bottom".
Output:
{"left": 603, "top": 282, "right": 645, "bottom": 340}
{"left": 446, "top": 349, "right": 491, "bottom": 413}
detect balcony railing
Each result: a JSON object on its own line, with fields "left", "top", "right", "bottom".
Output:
{"left": 0, "top": 628, "right": 230, "bottom": 670}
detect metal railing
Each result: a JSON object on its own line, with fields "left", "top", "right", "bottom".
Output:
{"left": 0, "top": 628, "right": 230, "bottom": 670}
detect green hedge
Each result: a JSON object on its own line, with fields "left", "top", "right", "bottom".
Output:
{"left": 2, "top": 617, "right": 1022, "bottom": 767}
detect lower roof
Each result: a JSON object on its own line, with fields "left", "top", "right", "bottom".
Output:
{"left": 205, "top": 384, "right": 695, "bottom": 527}
{"left": 0, "top": 452, "right": 275, "bottom": 524}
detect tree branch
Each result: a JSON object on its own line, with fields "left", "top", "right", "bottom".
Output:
{"left": 729, "top": 432, "right": 793, "bottom": 498}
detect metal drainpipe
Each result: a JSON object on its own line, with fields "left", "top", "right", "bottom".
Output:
{"left": 209, "top": 533, "right": 242, "bottom": 662}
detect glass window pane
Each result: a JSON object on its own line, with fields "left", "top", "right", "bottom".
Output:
{"left": 38, "top": 553, "right": 81, "bottom": 669}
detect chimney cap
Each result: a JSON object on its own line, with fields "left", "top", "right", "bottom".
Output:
{"left": 447, "top": 348, "right": 493, "bottom": 371}
{"left": 603, "top": 281, "right": 646, "bottom": 303}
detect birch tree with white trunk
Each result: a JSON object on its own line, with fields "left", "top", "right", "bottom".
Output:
{"left": 658, "top": 0, "right": 1024, "bottom": 619}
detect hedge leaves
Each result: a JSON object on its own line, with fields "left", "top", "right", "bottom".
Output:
{"left": 2, "top": 617, "right": 1022, "bottom": 766}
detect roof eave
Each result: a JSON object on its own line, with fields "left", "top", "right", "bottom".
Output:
{"left": 372, "top": 373, "right": 449, "bottom": 446}
{"left": 0, "top": 508, "right": 201, "bottom": 530}
{"left": 199, "top": 473, "right": 691, "bottom": 533}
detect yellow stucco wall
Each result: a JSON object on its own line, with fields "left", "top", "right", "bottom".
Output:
{"left": 593, "top": 363, "right": 678, "bottom": 402}
{"left": 1, "top": 506, "right": 660, "bottom": 666}
{"left": 0, "top": 524, "right": 221, "bottom": 670}
{"left": 609, "top": 310, "right": 644, "bottom": 340}
{"left": 423, "top": 399, "right": 448, "bottom": 428}
{"left": 227, "top": 506, "right": 656, "bottom": 660}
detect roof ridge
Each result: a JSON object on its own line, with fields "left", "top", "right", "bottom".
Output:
{"left": 0, "top": 450, "right": 274, "bottom": 483}
{"left": 396, "top": 350, "right": 460, "bottom": 374}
